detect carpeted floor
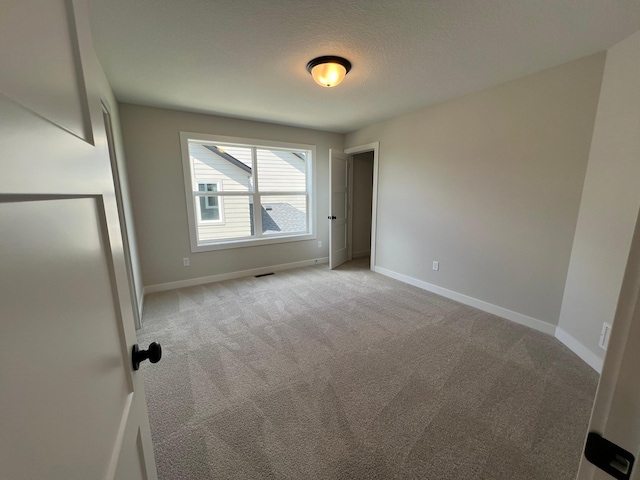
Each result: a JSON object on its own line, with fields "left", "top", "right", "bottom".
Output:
{"left": 138, "top": 258, "right": 599, "bottom": 479}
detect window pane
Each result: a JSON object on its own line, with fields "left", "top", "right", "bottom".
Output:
{"left": 198, "top": 183, "right": 218, "bottom": 193}
{"left": 260, "top": 195, "right": 307, "bottom": 235}
{"left": 198, "top": 196, "right": 219, "bottom": 221}
{"left": 256, "top": 149, "right": 306, "bottom": 192}
{"left": 190, "top": 142, "right": 253, "bottom": 192}
{"left": 197, "top": 195, "right": 254, "bottom": 243}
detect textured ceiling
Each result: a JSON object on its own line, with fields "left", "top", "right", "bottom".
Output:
{"left": 89, "top": 0, "right": 640, "bottom": 133}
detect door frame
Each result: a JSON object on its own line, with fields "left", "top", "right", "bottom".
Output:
{"left": 101, "top": 101, "right": 142, "bottom": 330}
{"left": 577, "top": 204, "right": 640, "bottom": 479}
{"left": 344, "top": 142, "right": 380, "bottom": 271}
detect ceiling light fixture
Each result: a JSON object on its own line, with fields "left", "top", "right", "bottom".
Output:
{"left": 306, "top": 56, "right": 352, "bottom": 88}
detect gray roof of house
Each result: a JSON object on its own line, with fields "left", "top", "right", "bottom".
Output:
{"left": 249, "top": 202, "right": 306, "bottom": 235}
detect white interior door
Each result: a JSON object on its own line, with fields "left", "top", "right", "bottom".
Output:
{"left": 329, "top": 149, "right": 349, "bottom": 269}
{"left": 577, "top": 206, "right": 640, "bottom": 480}
{"left": 0, "top": 0, "right": 157, "bottom": 478}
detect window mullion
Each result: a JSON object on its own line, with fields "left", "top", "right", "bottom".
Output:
{"left": 251, "top": 147, "right": 263, "bottom": 238}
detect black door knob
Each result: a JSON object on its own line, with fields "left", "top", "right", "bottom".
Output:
{"left": 132, "top": 342, "right": 162, "bottom": 370}
{"left": 328, "top": 215, "right": 336, "bottom": 220}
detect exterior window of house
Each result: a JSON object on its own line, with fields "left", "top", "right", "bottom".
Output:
{"left": 197, "top": 182, "right": 222, "bottom": 222}
{"left": 181, "top": 132, "right": 315, "bottom": 252}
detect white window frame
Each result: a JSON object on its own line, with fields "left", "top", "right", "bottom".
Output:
{"left": 181, "top": 132, "right": 316, "bottom": 252}
{"left": 195, "top": 181, "right": 224, "bottom": 224}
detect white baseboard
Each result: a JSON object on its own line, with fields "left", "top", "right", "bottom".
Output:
{"left": 352, "top": 250, "right": 371, "bottom": 258}
{"left": 372, "top": 266, "right": 603, "bottom": 372}
{"left": 143, "top": 257, "right": 329, "bottom": 295}
{"left": 373, "top": 266, "right": 557, "bottom": 336}
{"left": 554, "top": 327, "right": 603, "bottom": 373}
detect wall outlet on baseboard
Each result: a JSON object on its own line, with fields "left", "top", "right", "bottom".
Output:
{"left": 599, "top": 322, "right": 611, "bottom": 350}
{"left": 432, "top": 261, "right": 439, "bottom": 271}
{"left": 318, "top": 240, "right": 322, "bottom": 248}
{"left": 183, "top": 257, "right": 190, "bottom": 267}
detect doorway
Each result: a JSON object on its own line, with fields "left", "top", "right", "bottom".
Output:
{"left": 344, "top": 142, "right": 380, "bottom": 271}
{"left": 349, "top": 151, "right": 374, "bottom": 261}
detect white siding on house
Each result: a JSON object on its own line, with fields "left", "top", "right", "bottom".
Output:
{"left": 257, "top": 149, "right": 306, "bottom": 192}
{"left": 197, "top": 196, "right": 252, "bottom": 240}
{"left": 190, "top": 143, "right": 251, "bottom": 192}
{"left": 216, "top": 146, "right": 253, "bottom": 169}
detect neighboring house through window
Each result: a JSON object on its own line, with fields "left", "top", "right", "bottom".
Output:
{"left": 181, "top": 132, "right": 315, "bottom": 252}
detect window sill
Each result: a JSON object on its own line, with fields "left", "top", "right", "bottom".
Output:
{"left": 191, "top": 232, "right": 315, "bottom": 253}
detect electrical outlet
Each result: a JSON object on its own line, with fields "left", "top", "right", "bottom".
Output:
{"left": 183, "top": 257, "right": 190, "bottom": 267}
{"left": 599, "top": 322, "right": 611, "bottom": 350}
{"left": 318, "top": 240, "right": 322, "bottom": 248}
{"left": 432, "top": 261, "right": 439, "bottom": 271}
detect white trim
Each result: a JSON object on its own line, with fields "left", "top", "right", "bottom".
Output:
{"left": 353, "top": 250, "right": 371, "bottom": 258}
{"left": 191, "top": 232, "right": 315, "bottom": 252}
{"left": 181, "top": 131, "right": 316, "bottom": 152}
{"left": 377, "top": 264, "right": 606, "bottom": 374}
{"left": 101, "top": 102, "right": 141, "bottom": 331}
{"left": 143, "top": 257, "right": 329, "bottom": 294}
{"left": 345, "top": 142, "right": 379, "bottom": 272}
{"left": 137, "top": 289, "right": 144, "bottom": 324}
{"left": 347, "top": 156, "right": 354, "bottom": 261}
{"left": 555, "top": 327, "right": 604, "bottom": 373}
{"left": 373, "top": 265, "right": 557, "bottom": 336}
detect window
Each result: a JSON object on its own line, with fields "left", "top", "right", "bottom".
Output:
{"left": 181, "top": 132, "right": 315, "bottom": 251}
{"left": 197, "top": 182, "right": 222, "bottom": 222}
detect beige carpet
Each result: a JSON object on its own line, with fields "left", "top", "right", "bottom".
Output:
{"left": 138, "top": 258, "right": 598, "bottom": 479}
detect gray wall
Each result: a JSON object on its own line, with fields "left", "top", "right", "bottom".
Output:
{"left": 345, "top": 53, "right": 605, "bottom": 326}
{"left": 119, "top": 104, "right": 343, "bottom": 287}
{"left": 558, "top": 31, "right": 640, "bottom": 361}
{"left": 352, "top": 152, "right": 374, "bottom": 256}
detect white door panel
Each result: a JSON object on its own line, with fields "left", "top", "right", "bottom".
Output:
{"left": 0, "top": 0, "right": 91, "bottom": 141}
{"left": 332, "top": 222, "right": 347, "bottom": 251}
{"left": 329, "top": 150, "right": 349, "bottom": 269}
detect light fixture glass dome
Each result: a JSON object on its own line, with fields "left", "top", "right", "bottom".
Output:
{"left": 306, "top": 56, "right": 352, "bottom": 88}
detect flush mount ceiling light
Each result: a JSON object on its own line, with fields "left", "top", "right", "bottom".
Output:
{"left": 306, "top": 56, "right": 352, "bottom": 88}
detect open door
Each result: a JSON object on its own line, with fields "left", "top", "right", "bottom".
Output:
{"left": 0, "top": 1, "right": 157, "bottom": 478}
{"left": 577, "top": 206, "right": 640, "bottom": 480}
{"left": 329, "top": 149, "right": 349, "bottom": 269}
